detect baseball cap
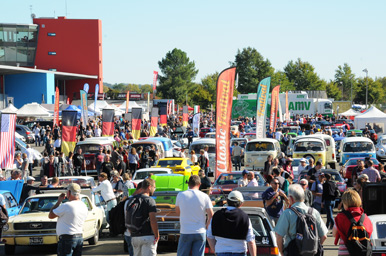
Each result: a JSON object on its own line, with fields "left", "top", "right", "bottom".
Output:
{"left": 300, "top": 158, "right": 307, "bottom": 162}
{"left": 27, "top": 176, "right": 35, "bottom": 181}
{"left": 228, "top": 191, "right": 244, "bottom": 203}
{"left": 287, "top": 157, "right": 293, "bottom": 162}
{"left": 242, "top": 170, "right": 249, "bottom": 175}
{"left": 67, "top": 183, "right": 81, "bottom": 195}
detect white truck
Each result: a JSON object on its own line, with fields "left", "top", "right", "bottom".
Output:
{"left": 236, "top": 91, "right": 333, "bottom": 118}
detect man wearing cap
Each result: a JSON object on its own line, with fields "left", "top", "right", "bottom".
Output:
{"left": 238, "top": 170, "right": 249, "bottom": 187}
{"left": 49, "top": 183, "right": 88, "bottom": 256}
{"left": 298, "top": 158, "right": 308, "bottom": 173}
{"left": 175, "top": 175, "right": 213, "bottom": 256}
{"left": 207, "top": 190, "right": 256, "bottom": 256}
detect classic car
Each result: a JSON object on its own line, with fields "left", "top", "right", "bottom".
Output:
{"left": 2, "top": 193, "right": 104, "bottom": 255}
{"left": 153, "top": 157, "right": 200, "bottom": 176}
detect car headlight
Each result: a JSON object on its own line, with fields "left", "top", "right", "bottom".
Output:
{"left": 3, "top": 223, "right": 9, "bottom": 231}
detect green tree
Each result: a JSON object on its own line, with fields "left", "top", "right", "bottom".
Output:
{"left": 325, "top": 81, "right": 342, "bottom": 100}
{"left": 201, "top": 72, "right": 218, "bottom": 103}
{"left": 231, "top": 47, "right": 274, "bottom": 94}
{"left": 157, "top": 48, "right": 199, "bottom": 104}
{"left": 283, "top": 58, "right": 325, "bottom": 91}
{"left": 140, "top": 84, "right": 153, "bottom": 94}
{"left": 191, "top": 84, "right": 212, "bottom": 109}
{"left": 270, "top": 71, "right": 295, "bottom": 92}
{"left": 334, "top": 63, "right": 357, "bottom": 101}
{"left": 353, "top": 77, "right": 384, "bottom": 105}
{"left": 126, "top": 84, "right": 140, "bottom": 93}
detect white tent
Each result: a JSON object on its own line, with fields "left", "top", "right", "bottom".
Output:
{"left": 354, "top": 106, "right": 386, "bottom": 131}
{"left": 0, "top": 104, "right": 18, "bottom": 113}
{"left": 16, "top": 102, "right": 51, "bottom": 117}
{"left": 108, "top": 104, "right": 124, "bottom": 116}
{"left": 118, "top": 101, "right": 145, "bottom": 112}
{"left": 88, "top": 101, "right": 109, "bottom": 115}
{"left": 340, "top": 109, "right": 360, "bottom": 117}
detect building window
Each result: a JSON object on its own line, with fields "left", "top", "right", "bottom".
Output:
{"left": 47, "top": 33, "right": 56, "bottom": 36}
{"left": 49, "top": 69, "right": 57, "bottom": 71}
{"left": 48, "top": 52, "right": 56, "bottom": 55}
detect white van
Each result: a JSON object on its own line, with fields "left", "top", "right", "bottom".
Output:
{"left": 244, "top": 138, "right": 281, "bottom": 170}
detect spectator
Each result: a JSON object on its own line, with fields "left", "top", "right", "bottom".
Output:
{"left": 297, "top": 158, "right": 308, "bottom": 173}
{"left": 20, "top": 176, "right": 36, "bottom": 203}
{"left": 93, "top": 172, "right": 116, "bottom": 222}
{"left": 322, "top": 173, "right": 337, "bottom": 230}
{"left": 263, "top": 155, "right": 273, "bottom": 179}
{"left": 121, "top": 173, "right": 134, "bottom": 201}
{"left": 272, "top": 168, "right": 285, "bottom": 190}
{"left": 379, "top": 163, "right": 386, "bottom": 181}
{"left": 299, "top": 179, "right": 313, "bottom": 207}
{"left": 198, "top": 169, "right": 211, "bottom": 194}
{"left": 351, "top": 160, "right": 364, "bottom": 186}
{"left": 333, "top": 189, "right": 373, "bottom": 255}
{"left": 361, "top": 160, "right": 381, "bottom": 182}
{"left": 232, "top": 142, "right": 243, "bottom": 171}
{"left": 116, "top": 155, "right": 127, "bottom": 176}
{"left": 262, "top": 177, "right": 289, "bottom": 224}
{"left": 73, "top": 148, "right": 86, "bottom": 176}
{"left": 148, "top": 145, "right": 157, "bottom": 167}
{"left": 246, "top": 172, "right": 258, "bottom": 187}
{"left": 26, "top": 145, "right": 35, "bottom": 176}
{"left": 21, "top": 153, "right": 29, "bottom": 180}
{"left": 274, "top": 184, "right": 328, "bottom": 256}
{"left": 307, "top": 161, "right": 323, "bottom": 185}
{"left": 47, "top": 177, "right": 60, "bottom": 188}
{"left": 311, "top": 173, "right": 325, "bottom": 213}
{"left": 14, "top": 153, "right": 23, "bottom": 169}
{"left": 283, "top": 157, "right": 294, "bottom": 179}
{"left": 175, "top": 175, "right": 213, "bottom": 256}
{"left": 129, "top": 178, "right": 159, "bottom": 256}
{"left": 198, "top": 149, "right": 208, "bottom": 171}
{"left": 190, "top": 150, "right": 198, "bottom": 164}
{"left": 207, "top": 190, "right": 256, "bottom": 256}
{"left": 111, "top": 171, "right": 124, "bottom": 202}
{"left": 101, "top": 155, "right": 114, "bottom": 180}
{"left": 94, "top": 147, "right": 105, "bottom": 176}
{"left": 128, "top": 148, "right": 140, "bottom": 174}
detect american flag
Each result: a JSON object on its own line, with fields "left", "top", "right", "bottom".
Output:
{"left": 0, "top": 113, "right": 16, "bottom": 169}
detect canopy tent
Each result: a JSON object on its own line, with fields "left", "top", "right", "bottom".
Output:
{"left": 59, "top": 105, "right": 95, "bottom": 119}
{"left": 340, "top": 108, "right": 360, "bottom": 120}
{"left": 102, "top": 104, "right": 123, "bottom": 116}
{"left": 0, "top": 104, "right": 18, "bottom": 113}
{"left": 88, "top": 100, "right": 109, "bottom": 116}
{"left": 354, "top": 106, "right": 386, "bottom": 133}
{"left": 16, "top": 102, "right": 51, "bottom": 117}
{"left": 118, "top": 101, "right": 145, "bottom": 112}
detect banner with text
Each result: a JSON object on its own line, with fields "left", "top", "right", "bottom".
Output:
{"left": 53, "top": 86, "right": 59, "bottom": 127}
{"left": 256, "top": 77, "right": 271, "bottom": 139}
{"left": 153, "top": 71, "right": 158, "bottom": 92}
{"left": 269, "top": 85, "right": 280, "bottom": 132}
{"left": 215, "top": 67, "right": 236, "bottom": 177}
{"left": 80, "top": 90, "right": 88, "bottom": 128}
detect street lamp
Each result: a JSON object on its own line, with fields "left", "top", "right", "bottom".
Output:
{"left": 339, "top": 81, "right": 343, "bottom": 100}
{"left": 363, "top": 69, "right": 368, "bottom": 109}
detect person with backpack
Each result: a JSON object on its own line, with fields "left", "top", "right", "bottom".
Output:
{"left": 333, "top": 189, "right": 373, "bottom": 256}
{"left": 322, "top": 173, "right": 338, "bottom": 230}
{"left": 125, "top": 178, "right": 158, "bottom": 256}
{"left": 275, "top": 184, "right": 328, "bottom": 256}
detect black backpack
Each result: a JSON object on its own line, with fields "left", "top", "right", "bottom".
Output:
{"left": 343, "top": 211, "right": 372, "bottom": 256}
{"left": 125, "top": 195, "right": 149, "bottom": 235}
{"left": 287, "top": 207, "right": 321, "bottom": 256}
{"left": 0, "top": 204, "right": 9, "bottom": 228}
{"left": 108, "top": 199, "right": 127, "bottom": 235}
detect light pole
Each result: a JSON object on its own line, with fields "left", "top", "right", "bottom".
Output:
{"left": 339, "top": 81, "right": 343, "bottom": 100}
{"left": 350, "top": 80, "right": 353, "bottom": 107}
{"left": 363, "top": 69, "right": 368, "bottom": 109}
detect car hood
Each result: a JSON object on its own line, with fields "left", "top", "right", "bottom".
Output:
{"left": 0, "top": 180, "right": 24, "bottom": 204}
{"left": 10, "top": 212, "right": 55, "bottom": 223}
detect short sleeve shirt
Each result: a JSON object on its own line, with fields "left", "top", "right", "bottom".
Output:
{"left": 73, "top": 153, "right": 84, "bottom": 167}
{"left": 53, "top": 200, "right": 88, "bottom": 236}
{"left": 129, "top": 194, "right": 157, "bottom": 237}
{"left": 0, "top": 194, "right": 6, "bottom": 207}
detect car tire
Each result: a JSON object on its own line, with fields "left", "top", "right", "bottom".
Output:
{"left": 4, "top": 244, "right": 15, "bottom": 255}
{"left": 88, "top": 228, "right": 99, "bottom": 245}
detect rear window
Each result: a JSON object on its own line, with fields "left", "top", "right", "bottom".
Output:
{"left": 157, "top": 160, "right": 182, "bottom": 167}
{"left": 134, "top": 170, "right": 169, "bottom": 180}
{"left": 343, "top": 142, "right": 374, "bottom": 152}
{"left": 215, "top": 173, "right": 242, "bottom": 185}
{"left": 376, "top": 222, "right": 386, "bottom": 239}
{"left": 294, "top": 141, "right": 324, "bottom": 152}
{"left": 246, "top": 142, "right": 275, "bottom": 151}
{"left": 190, "top": 144, "right": 216, "bottom": 154}
{"left": 250, "top": 215, "right": 269, "bottom": 238}
{"left": 75, "top": 144, "right": 101, "bottom": 154}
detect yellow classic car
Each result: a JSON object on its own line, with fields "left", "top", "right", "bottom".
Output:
{"left": 153, "top": 157, "right": 200, "bottom": 176}
{"left": 2, "top": 193, "right": 104, "bottom": 255}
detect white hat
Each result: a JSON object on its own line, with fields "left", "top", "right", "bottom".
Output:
{"left": 227, "top": 191, "right": 244, "bottom": 203}
{"left": 300, "top": 158, "right": 307, "bottom": 162}
{"left": 27, "top": 176, "right": 35, "bottom": 181}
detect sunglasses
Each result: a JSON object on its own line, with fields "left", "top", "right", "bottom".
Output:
{"left": 272, "top": 182, "right": 280, "bottom": 185}
{"left": 300, "top": 183, "right": 307, "bottom": 186}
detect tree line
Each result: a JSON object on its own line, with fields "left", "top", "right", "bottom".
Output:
{"left": 108, "top": 47, "right": 386, "bottom": 109}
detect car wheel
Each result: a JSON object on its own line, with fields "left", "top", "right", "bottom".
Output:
{"left": 4, "top": 244, "right": 16, "bottom": 255}
{"left": 88, "top": 228, "right": 99, "bottom": 245}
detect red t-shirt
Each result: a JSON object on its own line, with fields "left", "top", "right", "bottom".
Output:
{"left": 334, "top": 207, "right": 373, "bottom": 245}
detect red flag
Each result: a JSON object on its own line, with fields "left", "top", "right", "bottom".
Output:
{"left": 126, "top": 91, "right": 130, "bottom": 113}
{"left": 131, "top": 108, "right": 142, "bottom": 140}
{"left": 270, "top": 85, "right": 280, "bottom": 132}
{"left": 0, "top": 113, "right": 16, "bottom": 169}
{"left": 102, "top": 109, "right": 114, "bottom": 137}
{"left": 152, "top": 71, "right": 158, "bottom": 92}
{"left": 54, "top": 86, "right": 59, "bottom": 127}
{"left": 215, "top": 67, "right": 236, "bottom": 178}
{"left": 150, "top": 107, "right": 159, "bottom": 137}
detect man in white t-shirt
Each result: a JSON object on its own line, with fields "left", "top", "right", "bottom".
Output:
{"left": 176, "top": 175, "right": 213, "bottom": 256}
{"left": 94, "top": 125, "right": 102, "bottom": 137}
{"left": 49, "top": 183, "right": 88, "bottom": 256}
{"left": 275, "top": 129, "right": 283, "bottom": 141}
{"left": 93, "top": 172, "right": 116, "bottom": 222}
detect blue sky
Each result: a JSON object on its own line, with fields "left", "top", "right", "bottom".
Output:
{"left": 2, "top": 0, "right": 386, "bottom": 85}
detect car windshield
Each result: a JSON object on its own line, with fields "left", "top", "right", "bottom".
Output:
{"left": 292, "top": 159, "right": 301, "bottom": 167}
{"left": 215, "top": 173, "right": 242, "bottom": 185}
{"left": 343, "top": 142, "right": 374, "bottom": 152}
{"left": 249, "top": 215, "right": 269, "bottom": 238}
{"left": 54, "top": 178, "right": 94, "bottom": 187}
{"left": 21, "top": 197, "right": 69, "bottom": 213}
{"left": 173, "top": 141, "right": 182, "bottom": 148}
{"left": 75, "top": 144, "right": 101, "bottom": 154}
{"left": 190, "top": 144, "right": 216, "bottom": 154}
{"left": 345, "top": 158, "right": 379, "bottom": 166}
{"left": 328, "top": 172, "right": 343, "bottom": 182}
{"left": 294, "top": 141, "right": 324, "bottom": 151}
{"left": 381, "top": 139, "right": 386, "bottom": 145}
{"left": 134, "top": 170, "right": 169, "bottom": 179}
{"left": 157, "top": 160, "right": 183, "bottom": 167}
{"left": 376, "top": 222, "right": 386, "bottom": 239}
{"left": 246, "top": 142, "right": 275, "bottom": 151}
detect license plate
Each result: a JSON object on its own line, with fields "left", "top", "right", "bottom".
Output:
{"left": 159, "top": 235, "right": 168, "bottom": 241}
{"left": 30, "top": 237, "right": 43, "bottom": 245}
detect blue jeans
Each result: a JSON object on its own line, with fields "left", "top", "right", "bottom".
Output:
{"left": 313, "top": 202, "right": 322, "bottom": 213}
{"left": 217, "top": 253, "right": 246, "bottom": 256}
{"left": 177, "top": 233, "right": 206, "bottom": 256}
{"left": 57, "top": 236, "right": 83, "bottom": 256}
{"left": 124, "top": 235, "right": 134, "bottom": 256}
{"left": 325, "top": 200, "right": 335, "bottom": 229}
{"left": 233, "top": 156, "right": 241, "bottom": 170}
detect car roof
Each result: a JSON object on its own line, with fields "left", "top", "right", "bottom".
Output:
{"left": 158, "top": 157, "right": 187, "bottom": 161}
{"left": 76, "top": 137, "right": 115, "bottom": 145}
{"left": 342, "top": 137, "right": 374, "bottom": 143}
{"left": 148, "top": 137, "right": 171, "bottom": 142}
{"left": 136, "top": 168, "right": 172, "bottom": 172}
{"left": 191, "top": 138, "right": 216, "bottom": 144}
{"left": 368, "top": 214, "right": 386, "bottom": 222}
{"left": 247, "top": 138, "right": 278, "bottom": 143}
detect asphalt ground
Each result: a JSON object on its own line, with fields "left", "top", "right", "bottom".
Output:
{"left": 0, "top": 143, "right": 339, "bottom": 255}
